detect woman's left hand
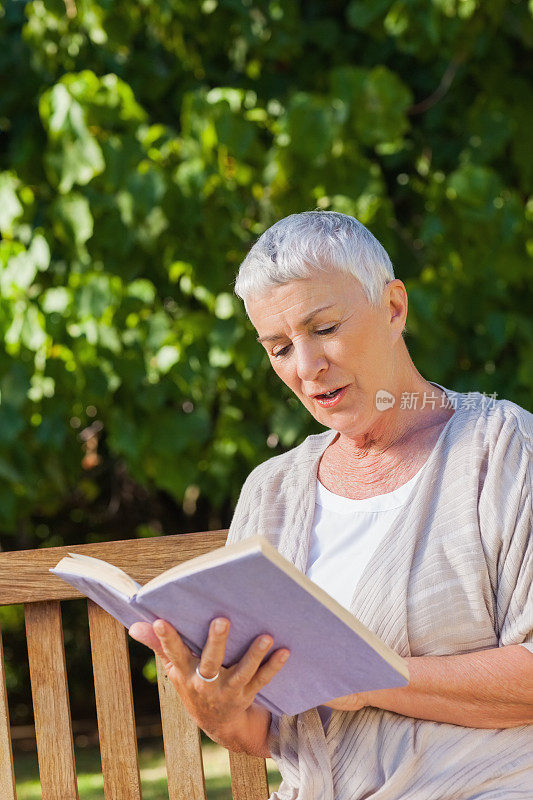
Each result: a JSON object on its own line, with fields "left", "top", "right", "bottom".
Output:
{"left": 323, "top": 692, "right": 368, "bottom": 711}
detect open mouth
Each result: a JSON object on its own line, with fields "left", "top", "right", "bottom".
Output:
{"left": 315, "top": 387, "right": 344, "bottom": 399}
{"left": 313, "top": 386, "right": 349, "bottom": 407}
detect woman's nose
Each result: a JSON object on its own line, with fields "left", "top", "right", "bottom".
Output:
{"left": 294, "top": 342, "right": 328, "bottom": 381}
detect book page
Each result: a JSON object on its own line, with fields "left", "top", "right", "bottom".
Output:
{"left": 138, "top": 536, "right": 265, "bottom": 592}
{"left": 53, "top": 554, "right": 141, "bottom": 597}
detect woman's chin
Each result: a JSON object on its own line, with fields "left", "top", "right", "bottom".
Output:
{"left": 312, "top": 407, "right": 362, "bottom": 436}
{"left": 319, "top": 407, "right": 373, "bottom": 439}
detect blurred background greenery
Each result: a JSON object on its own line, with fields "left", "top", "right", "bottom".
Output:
{"left": 0, "top": 0, "right": 531, "bottom": 760}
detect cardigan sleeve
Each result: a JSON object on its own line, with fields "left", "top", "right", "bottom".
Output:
{"left": 481, "top": 407, "right": 533, "bottom": 655}
{"left": 498, "top": 463, "right": 533, "bottom": 655}
{"left": 225, "top": 470, "right": 257, "bottom": 547}
{"left": 497, "top": 449, "right": 533, "bottom": 655}
{"left": 268, "top": 712, "right": 301, "bottom": 786}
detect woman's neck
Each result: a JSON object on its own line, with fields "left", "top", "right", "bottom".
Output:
{"left": 318, "top": 381, "right": 454, "bottom": 498}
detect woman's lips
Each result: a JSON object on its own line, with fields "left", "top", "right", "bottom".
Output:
{"left": 313, "top": 386, "right": 348, "bottom": 408}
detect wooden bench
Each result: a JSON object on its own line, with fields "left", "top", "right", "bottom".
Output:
{"left": 0, "top": 531, "right": 271, "bottom": 799}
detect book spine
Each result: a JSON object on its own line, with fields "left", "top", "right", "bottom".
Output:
{"left": 253, "top": 692, "right": 284, "bottom": 718}
{"left": 128, "top": 595, "right": 160, "bottom": 623}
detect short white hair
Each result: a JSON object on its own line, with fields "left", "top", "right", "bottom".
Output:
{"left": 234, "top": 211, "right": 395, "bottom": 310}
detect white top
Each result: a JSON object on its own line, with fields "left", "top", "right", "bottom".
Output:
{"left": 306, "top": 468, "right": 425, "bottom": 731}
{"left": 306, "top": 467, "right": 425, "bottom": 609}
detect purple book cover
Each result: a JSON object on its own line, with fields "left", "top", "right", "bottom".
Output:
{"left": 51, "top": 537, "right": 408, "bottom": 716}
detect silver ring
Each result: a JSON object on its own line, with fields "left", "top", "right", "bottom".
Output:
{"left": 196, "top": 664, "right": 220, "bottom": 682}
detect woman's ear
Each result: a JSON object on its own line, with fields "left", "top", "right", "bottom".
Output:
{"left": 386, "top": 280, "right": 408, "bottom": 339}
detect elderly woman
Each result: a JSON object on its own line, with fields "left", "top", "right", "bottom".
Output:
{"left": 129, "top": 211, "right": 533, "bottom": 799}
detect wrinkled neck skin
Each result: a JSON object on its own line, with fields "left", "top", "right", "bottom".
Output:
{"left": 320, "top": 344, "right": 454, "bottom": 496}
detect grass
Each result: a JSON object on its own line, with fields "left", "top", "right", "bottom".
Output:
{"left": 13, "top": 739, "right": 282, "bottom": 799}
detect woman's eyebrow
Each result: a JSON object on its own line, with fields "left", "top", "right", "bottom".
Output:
{"left": 256, "top": 304, "right": 335, "bottom": 343}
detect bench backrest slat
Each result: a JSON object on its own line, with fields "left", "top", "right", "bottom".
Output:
{"left": 87, "top": 599, "right": 142, "bottom": 799}
{"left": 0, "top": 620, "right": 17, "bottom": 800}
{"left": 0, "top": 531, "right": 228, "bottom": 605}
{"left": 25, "top": 601, "right": 79, "bottom": 800}
{"left": 156, "top": 655, "right": 207, "bottom": 800}
{"left": 229, "top": 750, "right": 270, "bottom": 799}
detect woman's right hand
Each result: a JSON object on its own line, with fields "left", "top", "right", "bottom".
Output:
{"left": 128, "top": 616, "right": 289, "bottom": 748}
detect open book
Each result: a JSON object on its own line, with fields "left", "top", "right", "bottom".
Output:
{"left": 50, "top": 535, "right": 408, "bottom": 716}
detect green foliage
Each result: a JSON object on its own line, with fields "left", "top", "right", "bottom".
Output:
{"left": 0, "top": 0, "right": 531, "bottom": 539}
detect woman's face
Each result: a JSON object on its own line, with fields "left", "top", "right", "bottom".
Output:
{"left": 247, "top": 271, "right": 407, "bottom": 438}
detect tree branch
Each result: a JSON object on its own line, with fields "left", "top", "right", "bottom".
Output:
{"left": 409, "top": 54, "right": 466, "bottom": 115}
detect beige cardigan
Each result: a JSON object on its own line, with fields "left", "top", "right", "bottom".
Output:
{"left": 226, "top": 385, "right": 533, "bottom": 799}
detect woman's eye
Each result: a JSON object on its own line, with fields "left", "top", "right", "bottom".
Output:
{"left": 272, "top": 345, "right": 291, "bottom": 358}
{"left": 271, "top": 325, "right": 338, "bottom": 357}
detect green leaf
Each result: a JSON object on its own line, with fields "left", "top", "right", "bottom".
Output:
{"left": 46, "top": 137, "right": 105, "bottom": 194}
{"left": 270, "top": 402, "right": 307, "bottom": 447}
{"left": 52, "top": 193, "right": 94, "bottom": 247}
{"left": 0, "top": 251, "right": 38, "bottom": 296}
{"left": 21, "top": 305, "right": 47, "bottom": 351}
{"left": 214, "top": 293, "right": 235, "bottom": 319}
{"left": 279, "top": 93, "right": 339, "bottom": 162}
{"left": 107, "top": 410, "right": 150, "bottom": 462}
{"left": 330, "top": 66, "right": 412, "bottom": 145}
{"left": 447, "top": 165, "right": 502, "bottom": 207}
{"left": 41, "top": 287, "right": 71, "bottom": 314}
{"left": 208, "top": 346, "right": 232, "bottom": 367}
{"left": 0, "top": 173, "right": 23, "bottom": 234}
{"left": 77, "top": 275, "right": 116, "bottom": 318}
{"left": 347, "top": 0, "right": 394, "bottom": 30}
{"left": 127, "top": 279, "right": 156, "bottom": 304}
{"left": 40, "top": 83, "right": 105, "bottom": 193}
{"left": 29, "top": 233, "right": 51, "bottom": 271}
{"left": 153, "top": 345, "right": 181, "bottom": 373}
{"left": 214, "top": 106, "right": 256, "bottom": 160}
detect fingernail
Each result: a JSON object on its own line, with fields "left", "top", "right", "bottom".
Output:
{"left": 259, "top": 636, "right": 272, "bottom": 650}
{"left": 279, "top": 651, "right": 290, "bottom": 663}
{"left": 154, "top": 621, "right": 165, "bottom": 634}
{"left": 214, "top": 618, "right": 227, "bottom": 634}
